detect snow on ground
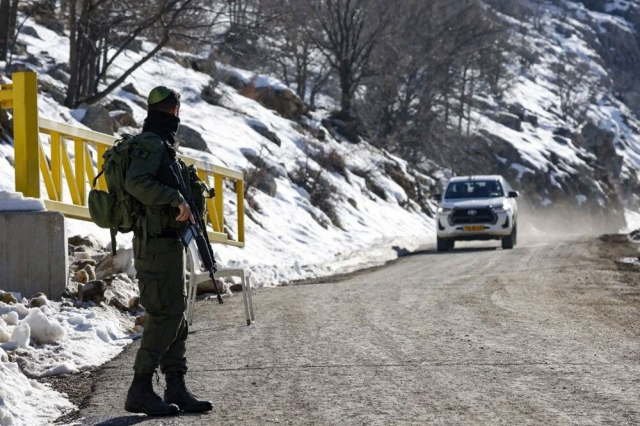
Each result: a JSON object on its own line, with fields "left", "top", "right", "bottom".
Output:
{"left": 0, "top": 299, "right": 134, "bottom": 424}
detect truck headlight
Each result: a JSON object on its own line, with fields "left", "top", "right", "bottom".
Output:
{"left": 492, "top": 203, "right": 509, "bottom": 213}
{"left": 437, "top": 207, "right": 452, "bottom": 214}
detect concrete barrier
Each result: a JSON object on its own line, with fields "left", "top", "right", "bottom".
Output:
{"left": 0, "top": 211, "right": 67, "bottom": 299}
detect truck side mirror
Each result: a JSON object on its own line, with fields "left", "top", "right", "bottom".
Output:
{"left": 508, "top": 191, "right": 519, "bottom": 198}
{"left": 432, "top": 193, "right": 442, "bottom": 202}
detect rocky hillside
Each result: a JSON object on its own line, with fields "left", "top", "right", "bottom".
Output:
{"left": 0, "top": 17, "right": 440, "bottom": 288}
{"left": 425, "top": 0, "right": 640, "bottom": 233}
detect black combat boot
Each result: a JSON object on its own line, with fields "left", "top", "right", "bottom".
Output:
{"left": 124, "top": 373, "right": 180, "bottom": 416}
{"left": 164, "top": 372, "right": 214, "bottom": 413}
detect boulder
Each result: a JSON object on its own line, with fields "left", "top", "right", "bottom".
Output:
{"left": 22, "top": 26, "right": 41, "bottom": 39}
{"left": 229, "top": 283, "right": 243, "bottom": 292}
{"left": 104, "top": 99, "right": 134, "bottom": 116}
{"left": 573, "top": 122, "right": 623, "bottom": 179}
{"left": 96, "top": 249, "right": 136, "bottom": 280}
{"left": 0, "top": 291, "right": 17, "bottom": 305}
{"left": 252, "top": 87, "right": 306, "bottom": 120}
{"left": 81, "top": 105, "right": 116, "bottom": 135}
{"left": 135, "top": 314, "right": 148, "bottom": 327}
{"left": 490, "top": 112, "right": 522, "bottom": 132}
{"left": 48, "top": 66, "right": 70, "bottom": 85}
{"left": 70, "top": 259, "right": 97, "bottom": 272}
{"left": 84, "top": 265, "right": 97, "bottom": 281}
{"left": 112, "top": 111, "right": 138, "bottom": 128}
{"left": 196, "top": 279, "right": 226, "bottom": 296}
{"left": 68, "top": 235, "right": 102, "bottom": 250}
{"left": 201, "top": 81, "right": 221, "bottom": 106}
{"left": 176, "top": 125, "right": 209, "bottom": 152}
{"left": 128, "top": 296, "right": 140, "bottom": 311}
{"left": 74, "top": 251, "right": 92, "bottom": 261}
{"left": 28, "top": 294, "right": 49, "bottom": 308}
{"left": 191, "top": 54, "right": 218, "bottom": 78}
{"left": 78, "top": 280, "right": 107, "bottom": 303}
{"left": 247, "top": 120, "right": 281, "bottom": 146}
{"left": 75, "top": 269, "right": 89, "bottom": 284}
{"left": 108, "top": 296, "right": 128, "bottom": 311}
{"left": 122, "top": 83, "right": 141, "bottom": 96}
{"left": 39, "top": 80, "right": 65, "bottom": 105}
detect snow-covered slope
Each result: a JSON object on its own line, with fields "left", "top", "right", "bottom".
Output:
{"left": 0, "top": 18, "right": 438, "bottom": 289}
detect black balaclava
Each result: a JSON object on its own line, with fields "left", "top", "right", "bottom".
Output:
{"left": 142, "top": 111, "right": 180, "bottom": 145}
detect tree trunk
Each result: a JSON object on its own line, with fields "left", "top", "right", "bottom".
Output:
{"left": 0, "top": 0, "right": 11, "bottom": 62}
{"left": 65, "top": 0, "right": 79, "bottom": 107}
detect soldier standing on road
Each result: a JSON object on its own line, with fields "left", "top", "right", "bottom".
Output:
{"left": 123, "top": 86, "right": 213, "bottom": 417}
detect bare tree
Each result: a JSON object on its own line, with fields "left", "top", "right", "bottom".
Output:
{"left": 552, "top": 54, "right": 603, "bottom": 124}
{"left": 303, "top": 0, "right": 395, "bottom": 119}
{"left": 64, "top": 0, "right": 224, "bottom": 107}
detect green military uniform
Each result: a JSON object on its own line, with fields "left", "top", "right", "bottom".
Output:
{"left": 125, "top": 133, "right": 190, "bottom": 376}
{"left": 123, "top": 86, "right": 213, "bottom": 416}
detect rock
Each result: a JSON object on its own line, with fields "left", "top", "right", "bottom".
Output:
{"left": 74, "top": 251, "right": 92, "bottom": 261}
{"left": 490, "top": 112, "right": 522, "bottom": 131}
{"left": 251, "top": 86, "right": 307, "bottom": 120}
{"left": 96, "top": 249, "right": 135, "bottom": 280}
{"left": 39, "top": 80, "right": 65, "bottom": 104}
{"left": 0, "top": 291, "right": 17, "bottom": 305}
{"left": 247, "top": 120, "right": 281, "bottom": 146}
{"left": 70, "top": 259, "right": 97, "bottom": 272}
{"left": 229, "top": 283, "right": 243, "bottom": 292}
{"left": 112, "top": 111, "right": 138, "bottom": 128}
{"left": 191, "top": 54, "right": 218, "bottom": 78}
{"left": 135, "top": 314, "right": 148, "bottom": 327}
{"left": 22, "top": 26, "right": 41, "bottom": 39}
{"left": 128, "top": 296, "right": 140, "bottom": 310}
{"left": 554, "top": 127, "right": 573, "bottom": 139}
{"left": 108, "top": 296, "right": 128, "bottom": 311}
{"left": 573, "top": 122, "right": 623, "bottom": 179}
{"left": 78, "top": 280, "right": 107, "bottom": 303}
{"left": 196, "top": 279, "right": 226, "bottom": 296}
{"left": 104, "top": 99, "right": 134, "bottom": 115}
{"left": 201, "top": 81, "right": 222, "bottom": 106}
{"left": 81, "top": 105, "right": 116, "bottom": 134}
{"left": 508, "top": 103, "right": 525, "bottom": 119}
{"left": 28, "top": 294, "right": 49, "bottom": 308}
{"left": 84, "top": 265, "right": 97, "bottom": 281}
{"left": 122, "top": 83, "right": 141, "bottom": 96}
{"left": 68, "top": 235, "right": 102, "bottom": 250}
{"left": 524, "top": 114, "right": 538, "bottom": 127}
{"left": 176, "top": 124, "right": 209, "bottom": 152}
{"left": 48, "top": 66, "right": 70, "bottom": 85}
{"left": 75, "top": 269, "right": 89, "bottom": 284}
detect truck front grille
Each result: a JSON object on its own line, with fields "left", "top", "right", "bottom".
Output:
{"left": 450, "top": 208, "right": 496, "bottom": 225}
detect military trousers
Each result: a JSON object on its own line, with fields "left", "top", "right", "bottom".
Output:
{"left": 132, "top": 236, "right": 188, "bottom": 375}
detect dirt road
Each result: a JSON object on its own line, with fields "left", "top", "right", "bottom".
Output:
{"left": 72, "top": 236, "right": 640, "bottom": 425}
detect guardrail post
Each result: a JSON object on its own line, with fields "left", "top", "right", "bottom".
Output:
{"left": 236, "top": 180, "right": 245, "bottom": 244}
{"left": 12, "top": 71, "right": 40, "bottom": 199}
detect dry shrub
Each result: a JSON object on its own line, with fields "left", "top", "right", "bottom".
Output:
{"left": 290, "top": 165, "right": 342, "bottom": 229}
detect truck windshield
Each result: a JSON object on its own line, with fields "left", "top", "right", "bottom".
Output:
{"left": 445, "top": 181, "right": 504, "bottom": 199}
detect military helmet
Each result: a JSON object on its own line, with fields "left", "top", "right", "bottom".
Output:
{"left": 147, "top": 86, "right": 178, "bottom": 105}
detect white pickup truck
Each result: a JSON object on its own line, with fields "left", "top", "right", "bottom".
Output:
{"left": 434, "top": 175, "right": 519, "bottom": 252}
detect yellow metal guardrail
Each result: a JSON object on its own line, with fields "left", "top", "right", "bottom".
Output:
{"left": 1, "top": 71, "right": 244, "bottom": 248}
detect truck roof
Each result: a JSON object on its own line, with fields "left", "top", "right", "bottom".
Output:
{"left": 448, "top": 175, "right": 502, "bottom": 182}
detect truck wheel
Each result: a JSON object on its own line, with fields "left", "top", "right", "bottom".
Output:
{"left": 502, "top": 225, "right": 517, "bottom": 250}
{"left": 437, "top": 237, "right": 453, "bottom": 252}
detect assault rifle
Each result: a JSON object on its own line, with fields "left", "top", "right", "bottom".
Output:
{"left": 170, "top": 162, "right": 223, "bottom": 305}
